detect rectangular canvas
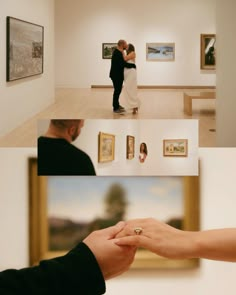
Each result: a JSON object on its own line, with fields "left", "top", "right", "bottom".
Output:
{"left": 29, "top": 158, "right": 200, "bottom": 269}
{"left": 163, "top": 139, "right": 188, "bottom": 157}
{"left": 102, "top": 43, "right": 116, "bottom": 59}
{"left": 127, "top": 135, "right": 135, "bottom": 159}
{"left": 200, "top": 34, "right": 216, "bottom": 70}
{"left": 6, "top": 16, "right": 44, "bottom": 81}
{"left": 146, "top": 43, "right": 175, "bottom": 61}
{"left": 98, "top": 132, "right": 115, "bottom": 162}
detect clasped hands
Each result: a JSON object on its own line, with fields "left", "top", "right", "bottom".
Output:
{"left": 83, "top": 218, "right": 191, "bottom": 280}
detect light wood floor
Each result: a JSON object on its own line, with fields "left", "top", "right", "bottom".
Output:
{"left": 0, "top": 88, "right": 216, "bottom": 147}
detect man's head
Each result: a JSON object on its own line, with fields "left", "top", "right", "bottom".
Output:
{"left": 117, "top": 39, "right": 128, "bottom": 51}
{"left": 48, "top": 119, "right": 84, "bottom": 142}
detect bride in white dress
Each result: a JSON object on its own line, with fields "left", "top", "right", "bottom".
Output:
{"left": 123, "top": 44, "right": 140, "bottom": 114}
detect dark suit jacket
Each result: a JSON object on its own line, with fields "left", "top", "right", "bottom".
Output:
{"left": 0, "top": 243, "right": 105, "bottom": 295}
{"left": 109, "top": 48, "right": 135, "bottom": 81}
{"left": 38, "top": 137, "right": 96, "bottom": 175}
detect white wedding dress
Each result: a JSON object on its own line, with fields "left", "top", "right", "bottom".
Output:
{"left": 123, "top": 59, "right": 140, "bottom": 110}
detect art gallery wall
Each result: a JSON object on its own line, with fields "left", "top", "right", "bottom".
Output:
{"left": 0, "top": 148, "right": 236, "bottom": 295}
{"left": 55, "top": 0, "right": 216, "bottom": 88}
{"left": 37, "top": 119, "right": 198, "bottom": 175}
{"left": 216, "top": 0, "right": 236, "bottom": 147}
{"left": 0, "top": 0, "right": 55, "bottom": 137}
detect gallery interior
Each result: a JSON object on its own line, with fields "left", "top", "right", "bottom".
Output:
{"left": 0, "top": 0, "right": 235, "bottom": 147}
{"left": 0, "top": 0, "right": 236, "bottom": 294}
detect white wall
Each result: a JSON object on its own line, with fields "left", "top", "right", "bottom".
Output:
{"left": 0, "top": 148, "right": 236, "bottom": 294}
{"left": 38, "top": 119, "right": 199, "bottom": 175}
{"left": 0, "top": 147, "right": 37, "bottom": 269}
{"left": 0, "top": 0, "right": 55, "bottom": 137}
{"left": 216, "top": 0, "right": 236, "bottom": 146}
{"left": 55, "top": 0, "right": 216, "bottom": 88}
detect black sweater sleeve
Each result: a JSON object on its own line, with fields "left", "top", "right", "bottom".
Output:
{"left": 0, "top": 242, "right": 105, "bottom": 295}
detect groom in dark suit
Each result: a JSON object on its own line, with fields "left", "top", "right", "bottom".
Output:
{"left": 109, "top": 40, "right": 136, "bottom": 114}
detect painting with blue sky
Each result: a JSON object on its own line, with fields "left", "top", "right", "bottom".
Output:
{"left": 47, "top": 176, "right": 184, "bottom": 250}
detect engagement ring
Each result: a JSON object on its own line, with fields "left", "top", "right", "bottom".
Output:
{"left": 134, "top": 227, "right": 143, "bottom": 235}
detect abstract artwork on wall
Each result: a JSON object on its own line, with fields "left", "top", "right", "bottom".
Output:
{"left": 6, "top": 16, "right": 44, "bottom": 81}
{"left": 200, "top": 34, "right": 216, "bottom": 70}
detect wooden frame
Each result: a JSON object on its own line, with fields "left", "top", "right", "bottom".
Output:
{"left": 98, "top": 132, "right": 115, "bottom": 162}
{"left": 200, "top": 34, "right": 216, "bottom": 70}
{"left": 29, "top": 158, "right": 200, "bottom": 269}
{"left": 163, "top": 139, "right": 188, "bottom": 157}
{"left": 146, "top": 43, "right": 175, "bottom": 61}
{"left": 126, "top": 135, "right": 135, "bottom": 159}
{"left": 6, "top": 16, "right": 44, "bottom": 81}
{"left": 102, "top": 43, "right": 116, "bottom": 59}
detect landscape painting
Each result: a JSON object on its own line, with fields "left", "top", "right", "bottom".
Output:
{"left": 6, "top": 16, "right": 44, "bottom": 81}
{"left": 146, "top": 43, "right": 175, "bottom": 61}
{"left": 29, "top": 158, "right": 200, "bottom": 269}
{"left": 163, "top": 139, "right": 188, "bottom": 157}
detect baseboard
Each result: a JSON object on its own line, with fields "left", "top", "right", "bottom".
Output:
{"left": 91, "top": 85, "right": 216, "bottom": 89}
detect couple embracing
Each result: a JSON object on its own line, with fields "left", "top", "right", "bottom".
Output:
{"left": 109, "top": 39, "right": 140, "bottom": 114}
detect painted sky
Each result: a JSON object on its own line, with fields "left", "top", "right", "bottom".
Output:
{"left": 47, "top": 176, "right": 184, "bottom": 223}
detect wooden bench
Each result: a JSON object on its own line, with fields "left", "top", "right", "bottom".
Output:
{"left": 183, "top": 91, "right": 216, "bottom": 115}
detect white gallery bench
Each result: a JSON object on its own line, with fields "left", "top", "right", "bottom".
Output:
{"left": 183, "top": 91, "right": 216, "bottom": 115}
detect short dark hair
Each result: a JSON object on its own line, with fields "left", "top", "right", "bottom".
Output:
{"left": 50, "top": 119, "right": 81, "bottom": 129}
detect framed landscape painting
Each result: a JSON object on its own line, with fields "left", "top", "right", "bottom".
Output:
{"left": 98, "top": 132, "right": 115, "bottom": 162}
{"left": 126, "top": 135, "right": 135, "bottom": 159}
{"left": 6, "top": 16, "right": 44, "bottom": 81}
{"left": 200, "top": 34, "right": 216, "bottom": 70}
{"left": 29, "top": 158, "right": 200, "bottom": 269}
{"left": 163, "top": 139, "right": 188, "bottom": 157}
{"left": 102, "top": 43, "right": 116, "bottom": 59}
{"left": 146, "top": 43, "right": 175, "bottom": 61}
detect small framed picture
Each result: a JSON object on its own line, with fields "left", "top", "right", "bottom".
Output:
{"left": 146, "top": 43, "right": 175, "bottom": 61}
{"left": 163, "top": 139, "right": 188, "bottom": 157}
{"left": 200, "top": 34, "right": 216, "bottom": 70}
{"left": 98, "top": 132, "right": 115, "bottom": 162}
{"left": 126, "top": 135, "right": 135, "bottom": 159}
{"left": 102, "top": 43, "right": 116, "bottom": 59}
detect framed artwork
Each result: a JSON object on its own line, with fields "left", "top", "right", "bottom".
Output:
{"left": 163, "top": 139, "right": 188, "bottom": 157}
{"left": 29, "top": 158, "right": 200, "bottom": 269}
{"left": 200, "top": 34, "right": 216, "bottom": 70}
{"left": 126, "top": 135, "right": 135, "bottom": 159}
{"left": 102, "top": 43, "right": 116, "bottom": 59}
{"left": 98, "top": 132, "right": 115, "bottom": 162}
{"left": 6, "top": 16, "right": 44, "bottom": 81}
{"left": 146, "top": 43, "right": 175, "bottom": 61}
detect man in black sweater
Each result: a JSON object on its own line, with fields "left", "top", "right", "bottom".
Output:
{"left": 109, "top": 39, "right": 136, "bottom": 113}
{"left": 0, "top": 222, "right": 136, "bottom": 294}
{"left": 38, "top": 119, "right": 96, "bottom": 175}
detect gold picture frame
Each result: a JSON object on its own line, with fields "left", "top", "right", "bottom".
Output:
{"left": 163, "top": 139, "right": 188, "bottom": 157}
{"left": 98, "top": 132, "right": 115, "bottom": 162}
{"left": 127, "top": 135, "right": 135, "bottom": 159}
{"left": 200, "top": 34, "right": 216, "bottom": 70}
{"left": 29, "top": 158, "right": 200, "bottom": 269}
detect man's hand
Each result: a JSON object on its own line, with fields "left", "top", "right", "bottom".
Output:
{"left": 83, "top": 222, "right": 136, "bottom": 280}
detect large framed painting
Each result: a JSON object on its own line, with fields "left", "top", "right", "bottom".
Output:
{"left": 200, "top": 34, "right": 216, "bottom": 70}
{"left": 127, "top": 135, "right": 135, "bottom": 159}
{"left": 6, "top": 16, "right": 44, "bottom": 81}
{"left": 29, "top": 158, "right": 200, "bottom": 269}
{"left": 98, "top": 132, "right": 115, "bottom": 162}
{"left": 102, "top": 43, "right": 116, "bottom": 59}
{"left": 163, "top": 139, "right": 188, "bottom": 157}
{"left": 146, "top": 43, "right": 175, "bottom": 61}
